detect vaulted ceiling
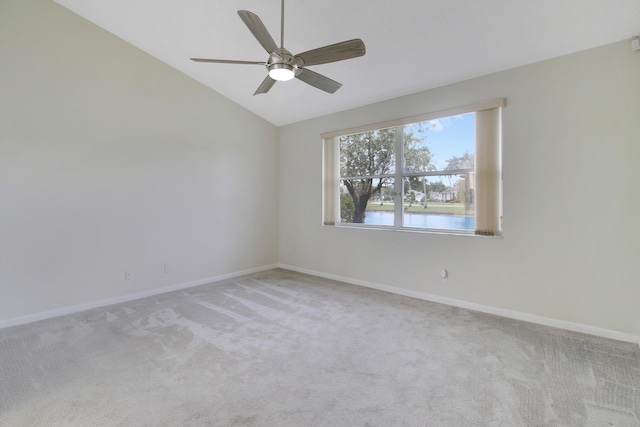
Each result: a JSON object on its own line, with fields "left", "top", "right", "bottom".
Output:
{"left": 53, "top": 0, "right": 640, "bottom": 126}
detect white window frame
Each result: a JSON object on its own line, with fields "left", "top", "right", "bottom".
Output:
{"left": 322, "top": 99, "right": 505, "bottom": 236}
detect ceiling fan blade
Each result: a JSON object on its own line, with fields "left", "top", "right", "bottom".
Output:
{"left": 190, "top": 58, "right": 265, "bottom": 65}
{"left": 254, "top": 76, "right": 276, "bottom": 95}
{"left": 294, "top": 39, "right": 366, "bottom": 67}
{"left": 237, "top": 10, "right": 279, "bottom": 54}
{"left": 295, "top": 68, "right": 342, "bottom": 94}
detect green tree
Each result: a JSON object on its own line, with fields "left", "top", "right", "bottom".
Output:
{"left": 406, "top": 189, "right": 416, "bottom": 207}
{"left": 445, "top": 151, "right": 474, "bottom": 170}
{"left": 429, "top": 180, "right": 447, "bottom": 194}
{"left": 340, "top": 192, "right": 355, "bottom": 223}
{"left": 444, "top": 152, "right": 474, "bottom": 191}
{"left": 340, "top": 126, "right": 432, "bottom": 223}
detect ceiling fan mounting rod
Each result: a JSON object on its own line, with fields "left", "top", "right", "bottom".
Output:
{"left": 280, "top": 0, "right": 285, "bottom": 48}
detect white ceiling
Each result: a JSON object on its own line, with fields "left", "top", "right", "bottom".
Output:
{"left": 53, "top": 0, "right": 640, "bottom": 127}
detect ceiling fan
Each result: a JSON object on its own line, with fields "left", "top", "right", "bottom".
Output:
{"left": 190, "top": 0, "right": 366, "bottom": 95}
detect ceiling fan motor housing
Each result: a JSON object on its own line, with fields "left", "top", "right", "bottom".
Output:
{"left": 267, "top": 48, "right": 299, "bottom": 78}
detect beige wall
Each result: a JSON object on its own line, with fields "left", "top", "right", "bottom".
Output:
{"left": 0, "top": 0, "right": 279, "bottom": 322}
{"left": 279, "top": 40, "right": 640, "bottom": 339}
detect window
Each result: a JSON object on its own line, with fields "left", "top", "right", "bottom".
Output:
{"left": 322, "top": 99, "right": 504, "bottom": 236}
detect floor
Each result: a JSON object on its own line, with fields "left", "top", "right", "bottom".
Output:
{"left": 1, "top": 269, "right": 639, "bottom": 426}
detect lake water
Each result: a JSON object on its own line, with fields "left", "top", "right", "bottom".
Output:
{"left": 364, "top": 211, "right": 475, "bottom": 230}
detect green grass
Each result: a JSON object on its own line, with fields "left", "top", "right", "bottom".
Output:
{"left": 366, "top": 202, "right": 470, "bottom": 215}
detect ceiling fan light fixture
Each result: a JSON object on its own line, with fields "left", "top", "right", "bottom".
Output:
{"left": 268, "top": 63, "right": 295, "bottom": 81}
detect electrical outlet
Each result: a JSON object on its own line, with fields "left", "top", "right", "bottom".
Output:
{"left": 440, "top": 269, "right": 448, "bottom": 282}
{"left": 164, "top": 263, "right": 170, "bottom": 274}
{"left": 125, "top": 270, "right": 133, "bottom": 280}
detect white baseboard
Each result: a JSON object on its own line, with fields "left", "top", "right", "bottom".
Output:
{"left": 279, "top": 264, "right": 640, "bottom": 347}
{"left": 0, "top": 264, "right": 278, "bottom": 330}
{"left": 3, "top": 263, "right": 638, "bottom": 348}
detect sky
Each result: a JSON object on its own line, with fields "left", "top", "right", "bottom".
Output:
{"left": 412, "top": 112, "right": 475, "bottom": 172}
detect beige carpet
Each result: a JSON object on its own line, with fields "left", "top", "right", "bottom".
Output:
{"left": 1, "top": 269, "right": 639, "bottom": 426}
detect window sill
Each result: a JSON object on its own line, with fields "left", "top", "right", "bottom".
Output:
{"left": 328, "top": 223, "right": 503, "bottom": 238}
